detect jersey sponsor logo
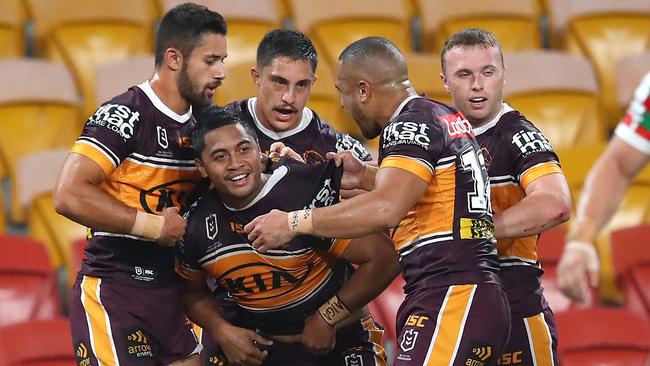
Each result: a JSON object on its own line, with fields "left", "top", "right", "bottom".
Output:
{"left": 399, "top": 328, "right": 419, "bottom": 352}
{"left": 465, "top": 342, "right": 494, "bottom": 366}
{"left": 498, "top": 351, "right": 523, "bottom": 365}
{"left": 220, "top": 262, "right": 313, "bottom": 297}
{"left": 307, "top": 178, "right": 337, "bottom": 209}
{"left": 140, "top": 179, "right": 201, "bottom": 213}
{"left": 345, "top": 353, "right": 364, "bottom": 366}
{"left": 405, "top": 314, "right": 429, "bottom": 327}
{"left": 511, "top": 130, "right": 553, "bottom": 157}
{"left": 132, "top": 266, "right": 156, "bottom": 282}
{"left": 382, "top": 121, "right": 431, "bottom": 149}
{"left": 125, "top": 329, "right": 153, "bottom": 359}
{"left": 206, "top": 213, "right": 218, "bottom": 240}
{"left": 336, "top": 134, "right": 371, "bottom": 161}
{"left": 74, "top": 342, "right": 92, "bottom": 366}
{"left": 88, "top": 103, "right": 140, "bottom": 140}
{"left": 439, "top": 113, "right": 474, "bottom": 138}
{"left": 208, "top": 354, "right": 227, "bottom": 365}
{"left": 459, "top": 218, "right": 494, "bottom": 240}
{"left": 157, "top": 126, "right": 169, "bottom": 148}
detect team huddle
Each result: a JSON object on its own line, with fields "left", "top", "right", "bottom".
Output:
{"left": 55, "top": 3, "right": 578, "bottom": 366}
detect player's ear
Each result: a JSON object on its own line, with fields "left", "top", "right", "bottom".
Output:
{"left": 358, "top": 80, "right": 370, "bottom": 102}
{"left": 165, "top": 48, "right": 182, "bottom": 72}
{"left": 195, "top": 159, "right": 208, "bottom": 178}
{"left": 251, "top": 67, "right": 261, "bottom": 87}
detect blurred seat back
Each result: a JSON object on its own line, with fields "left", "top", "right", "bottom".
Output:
{"left": 611, "top": 225, "right": 650, "bottom": 319}
{"left": 27, "top": 0, "right": 156, "bottom": 117}
{"left": 214, "top": 57, "right": 257, "bottom": 106}
{"left": 0, "top": 0, "right": 27, "bottom": 58}
{"left": 0, "top": 235, "right": 61, "bottom": 328}
{"left": 0, "top": 318, "right": 74, "bottom": 366}
{"left": 615, "top": 53, "right": 650, "bottom": 113}
{"left": 405, "top": 52, "right": 451, "bottom": 104}
{"left": 95, "top": 55, "right": 154, "bottom": 106}
{"left": 549, "top": 0, "right": 650, "bottom": 129}
{"left": 416, "top": 0, "right": 541, "bottom": 53}
{"left": 0, "top": 59, "right": 81, "bottom": 223}
{"left": 503, "top": 50, "right": 606, "bottom": 150}
{"left": 288, "top": 0, "right": 412, "bottom": 67}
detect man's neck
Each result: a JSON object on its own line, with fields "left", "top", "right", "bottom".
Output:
{"left": 149, "top": 72, "right": 190, "bottom": 115}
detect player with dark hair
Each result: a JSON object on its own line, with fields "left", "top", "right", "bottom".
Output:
{"left": 225, "top": 28, "right": 370, "bottom": 165}
{"left": 54, "top": 3, "right": 227, "bottom": 365}
{"left": 177, "top": 106, "right": 398, "bottom": 365}
{"left": 441, "top": 28, "right": 571, "bottom": 366}
{"left": 245, "top": 37, "right": 511, "bottom": 366}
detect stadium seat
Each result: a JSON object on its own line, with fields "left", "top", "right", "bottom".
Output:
{"left": 0, "top": 59, "right": 81, "bottom": 223}
{"left": 415, "top": 0, "right": 542, "bottom": 53}
{"left": 288, "top": 0, "right": 412, "bottom": 67}
{"left": 556, "top": 307, "right": 650, "bottom": 366}
{"left": 0, "top": 0, "right": 27, "bottom": 58}
{"left": 26, "top": 0, "right": 157, "bottom": 117}
{"left": 611, "top": 225, "right": 650, "bottom": 319}
{"left": 95, "top": 55, "right": 154, "bottom": 106}
{"left": 214, "top": 56, "right": 257, "bottom": 106}
{"left": 0, "top": 318, "right": 74, "bottom": 366}
{"left": 548, "top": 0, "right": 650, "bottom": 129}
{"left": 163, "top": 0, "right": 281, "bottom": 66}
{"left": 537, "top": 226, "right": 586, "bottom": 313}
{"left": 15, "top": 149, "right": 86, "bottom": 274}
{"left": 0, "top": 235, "right": 61, "bottom": 328}
{"left": 405, "top": 52, "right": 452, "bottom": 104}
{"left": 503, "top": 50, "right": 606, "bottom": 150}
{"left": 556, "top": 143, "right": 608, "bottom": 193}
{"left": 615, "top": 52, "right": 650, "bottom": 115}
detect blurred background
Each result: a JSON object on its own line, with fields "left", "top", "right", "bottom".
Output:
{"left": 0, "top": 0, "right": 649, "bottom": 364}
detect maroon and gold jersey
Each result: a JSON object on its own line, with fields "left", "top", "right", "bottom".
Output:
{"left": 473, "top": 103, "right": 563, "bottom": 315}
{"left": 176, "top": 159, "right": 352, "bottom": 335}
{"left": 225, "top": 98, "right": 371, "bottom": 164}
{"left": 378, "top": 96, "right": 500, "bottom": 294}
{"left": 71, "top": 82, "right": 203, "bottom": 285}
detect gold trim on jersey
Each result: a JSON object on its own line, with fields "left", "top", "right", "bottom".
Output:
{"left": 72, "top": 140, "right": 117, "bottom": 177}
{"left": 80, "top": 276, "right": 120, "bottom": 365}
{"left": 520, "top": 162, "right": 563, "bottom": 190}
{"left": 524, "top": 312, "right": 555, "bottom": 366}
{"left": 381, "top": 156, "right": 433, "bottom": 182}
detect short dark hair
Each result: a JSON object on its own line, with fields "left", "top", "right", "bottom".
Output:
{"left": 440, "top": 28, "right": 504, "bottom": 73}
{"left": 338, "top": 36, "right": 403, "bottom": 64}
{"left": 257, "top": 29, "right": 318, "bottom": 72}
{"left": 155, "top": 3, "right": 227, "bottom": 67}
{"left": 191, "top": 106, "right": 258, "bottom": 158}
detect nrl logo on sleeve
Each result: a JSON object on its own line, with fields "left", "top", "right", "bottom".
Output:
{"left": 511, "top": 129, "right": 554, "bottom": 156}
{"left": 382, "top": 121, "right": 431, "bottom": 149}
{"left": 89, "top": 104, "right": 140, "bottom": 140}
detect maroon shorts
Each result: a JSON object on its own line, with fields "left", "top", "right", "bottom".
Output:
{"left": 69, "top": 275, "right": 200, "bottom": 365}
{"left": 499, "top": 305, "right": 558, "bottom": 366}
{"left": 394, "top": 283, "right": 511, "bottom": 366}
{"left": 201, "top": 314, "right": 387, "bottom": 366}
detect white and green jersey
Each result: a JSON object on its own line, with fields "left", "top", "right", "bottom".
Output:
{"left": 615, "top": 71, "right": 650, "bottom": 155}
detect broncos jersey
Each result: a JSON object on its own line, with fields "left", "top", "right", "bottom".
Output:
{"left": 71, "top": 82, "right": 203, "bottom": 285}
{"left": 225, "top": 97, "right": 371, "bottom": 164}
{"left": 378, "top": 96, "right": 500, "bottom": 294}
{"left": 615, "top": 71, "right": 650, "bottom": 155}
{"left": 175, "top": 159, "right": 352, "bottom": 335}
{"left": 473, "top": 103, "right": 563, "bottom": 315}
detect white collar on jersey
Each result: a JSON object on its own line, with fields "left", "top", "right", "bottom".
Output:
{"left": 247, "top": 97, "right": 314, "bottom": 140}
{"left": 471, "top": 102, "right": 515, "bottom": 136}
{"left": 136, "top": 81, "right": 193, "bottom": 123}
{"left": 222, "top": 165, "right": 289, "bottom": 211}
{"left": 388, "top": 95, "right": 421, "bottom": 122}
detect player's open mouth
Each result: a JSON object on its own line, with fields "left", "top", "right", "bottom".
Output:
{"left": 228, "top": 173, "right": 249, "bottom": 186}
{"left": 274, "top": 107, "right": 296, "bottom": 122}
{"left": 469, "top": 97, "right": 487, "bottom": 107}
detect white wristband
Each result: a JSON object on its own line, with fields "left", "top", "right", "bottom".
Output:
{"left": 287, "top": 208, "right": 313, "bottom": 235}
{"left": 565, "top": 240, "right": 600, "bottom": 272}
{"left": 131, "top": 211, "right": 165, "bottom": 240}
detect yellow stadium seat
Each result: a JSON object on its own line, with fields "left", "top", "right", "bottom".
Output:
{"left": 26, "top": 0, "right": 157, "bottom": 117}
{"left": 615, "top": 52, "right": 650, "bottom": 119}
{"left": 95, "top": 55, "right": 154, "bottom": 106}
{"left": 163, "top": 0, "right": 281, "bottom": 66}
{"left": 214, "top": 57, "right": 257, "bottom": 106}
{"left": 405, "top": 52, "right": 452, "bottom": 104}
{"left": 288, "top": 0, "right": 412, "bottom": 67}
{"left": 549, "top": 0, "right": 650, "bottom": 129}
{"left": 555, "top": 143, "right": 608, "bottom": 193}
{"left": 416, "top": 0, "right": 542, "bottom": 53}
{"left": 503, "top": 51, "right": 606, "bottom": 150}
{"left": 0, "top": 0, "right": 27, "bottom": 58}
{"left": 0, "top": 59, "right": 81, "bottom": 223}
{"left": 15, "top": 149, "right": 86, "bottom": 276}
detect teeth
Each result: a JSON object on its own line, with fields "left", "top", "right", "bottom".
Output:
{"left": 230, "top": 174, "right": 246, "bottom": 181}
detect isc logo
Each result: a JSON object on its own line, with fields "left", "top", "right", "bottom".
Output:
{"left": 405, "top": 314, "right": 429, "bottom": 327}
